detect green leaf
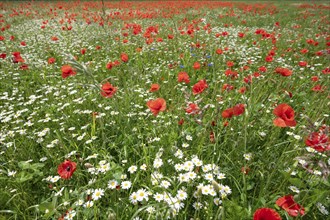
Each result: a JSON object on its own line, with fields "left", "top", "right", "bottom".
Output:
{"left": 113, "top": 172, "right": 122, "bottom": 181}
{"left": 259, "top": 197, "right": 266, "bottom": 206}
{"left": 38, "top": 202, "right": 56, "bottom": 219}
{"left": 16, "top": 172, "right": 33, "bottom": 183}
{"left": 247, "top": 182, "right": 255, "bottom": 191}
{"left": 30, "top": 163, "right": 45, "bottom": 170}
{"left": 18, "top": 161, "right": 44, "bottom": 171}
{"left": 18, "top": 161, "right": 31, "bottom": 170}
{"left": 38, "top": 202, "right": 54, "bottom": 212}
{"left": 288, "top": 178, "right": 306, "bottom": 188}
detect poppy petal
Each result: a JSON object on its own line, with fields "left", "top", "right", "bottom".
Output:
{"left": 273, "top": 118, "right": 287, "bottom": 127}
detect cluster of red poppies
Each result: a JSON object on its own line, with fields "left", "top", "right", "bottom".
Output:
{"left": 254, "top": 195, "right": 305, "bottom": 219}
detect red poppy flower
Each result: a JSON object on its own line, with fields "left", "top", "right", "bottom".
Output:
{"left": 12, "top": 52, "right": 24, "bottom": 63}
{"left": 322, "top": 67, "right": 330, "bottom": 74}
{"left": 149, "top": 84, "right": 160, "bottom": 92}
{"left": 305, "top": 131, "right": 330, "bottom": 152}
{"left": 147, "top": 98, "right": 166, "bottom": 116}
{"left": 81, "top": 48, "right": 86, "bottom": 55}
{"left": 168, "top": 34, "right": 174, "bottom": 39}
{"left": 233, "top": 104, "right": 245, "bottom": 116}
{"left": 241, "top": 166, "right": 251, "bottom": 175}
{"left": 192, "top": 79, "right": 208, "bottom": 95}
{"left": 276, "top": 195, "right": 305, "bottom": 217}
{"left": 315, "top": 51, "right": 324, "bottom": 56}
{"left": 265, "top": 55, "right": 273, "bottom": 62}
{"left": 20, "top": 41, "right": 26, "bottom": 46}
{"left": 238, "top": 32, "right": 245, "bottom": 38}
{"left": 253, "top": 208, "right": 282, "bottom": 220}
{"left": 0, "top": 53, "right": 6, "bottom": 59}
{"left": 222, "top": 108, "right": 234, "bottom": 118}
{"left": 243, "top": 75, "right": 253, "bottom": 84}
{"left": 20, "top": 64, "right": 28, "bottom": 70}
{"left": 0, "top": 36, "right": 4, "bottom": 41}
{"left": 146, "top": 38, "right": 154, "bottom": 45}
{"left": 121, "top": 53, "right": 129, "bottom": 62}
{"left": 253, "top": 72, "right": 261, "bottom": 78}
{"left": 113, "top": 60, "right": 120, "bottom": 66}
{"left": 193, "top": 62, "right": 201, "bottom": 70}
{"left": 224, "top": 69, "right": 238, "bottom": 78}
{"left": 185, "top": 103, "right": 199, "bottom": 115}
{"left": 51, "top": 36, "right": 59, "bottom": 41}
{"left": 210, "top": 131, "right": 215, "bottom": 143}
{"left": 222, "top": 84, "right": 234, "bottom": 92}
{"left": 61, "top": 65, "right": 76, "bottom": 79}
{"left": 100, "top": 82, "right": 117, "bottom": 98}
{"left": 259, "top": 66, "right": 267, "bottom": 72}
{"left": 48, "top": 57, "right": 55, "bottom": 64}
{"left": 178, "top": 72, "right": 190, "bottom": 84}
{"left": 300, "top": 49, "right": 309, "bottom": 54}
{"left": 311, "top": 76, "right": 319, "bottom": 82}
{"left": 216, "top": 49, "right": 223, "bottom": 55}
{"left": 268, "top": 50, "right": 276, "bottom": 56}
{"left": 226, "top": 61, "right": 234, "bottom": 67}
{"left": 311, "top": 84, "right": 325, "bottom": 92}
{"left": 238, "top": 87, "right": 246, "bottom": 94}
{"left": 57, "top": 160, "right": 77, "bottom": 179}
{"left": 106, "top": 62, "right": 113, "bottom": 70}
{"left": 273, "top": 104, "right": 296, "bottom": 127}
{"left": 298, "top": 61, "right": 307, "bottom": 67}
{"left": 222, "top": 104, "right": 245, "bottom": 118}
{"left": 275, "top": 67, "right": 292, "bottom": 77}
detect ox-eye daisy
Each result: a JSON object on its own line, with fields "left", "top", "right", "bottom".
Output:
{"left": 92, "top": 188, "right": 104, "bottom": 201}
{"left": 121, "top": 181, "right": 132, "bottom": 190}
{"left": 108, "top": 180, "right": 118, "bottom": 189}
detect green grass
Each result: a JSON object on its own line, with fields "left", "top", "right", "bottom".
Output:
{"left": 0, "top": 1, "right": 329, "bottom": 219}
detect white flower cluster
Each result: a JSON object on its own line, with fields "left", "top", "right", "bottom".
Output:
{"left": 128, "top": 155, "right": 230, "bottom": 216}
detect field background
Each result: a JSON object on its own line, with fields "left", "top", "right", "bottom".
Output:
{"left": 0, "top": 1, "right": 329, "bottom": 219}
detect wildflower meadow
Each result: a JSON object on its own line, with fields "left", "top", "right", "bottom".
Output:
{"left": 0, "top": 1, "right": 329, "bottom": 219}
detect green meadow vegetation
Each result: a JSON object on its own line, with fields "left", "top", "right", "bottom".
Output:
{"left": 0, "top": 1, "right": 329, "bottom": 219}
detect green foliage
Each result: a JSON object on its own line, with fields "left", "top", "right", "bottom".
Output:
{"left": 0, "top": 0, "right": 329, "bottom": 219}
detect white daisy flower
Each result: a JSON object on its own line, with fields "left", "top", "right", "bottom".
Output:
{"left": 153, "top": 193, "right": 164, "bottom": 202}
{"left": 121, "top": 181, "right": 132, "bottom": 190}
{"left": 243, "top": 153, "right": 252, "bottom": 161}
{"left": 176, "top": 190, "right": 187, "bottom": 201}
{"left": 128, "top": 165, "right": 138, "bottom": 174}
{"left": 84, "top": 201, "right": 94, "bottom": 208}
{"left": 214, "top": 198, "right": 222, "bottom": 206}
{"left": 217, "top": 173, "right": 226, "bottom": 180}
{"left": 108, "top": 180, "right": 118, "bottom": 189}
{"left": 129, "top": 192, "right": 138, "bottom": 204}
{"left": 160, "top": 180, "right": 171, "bottom": 189}
{"left": 140, "top": 164, "right": 147, "bottom": 171}
{"left": 92, "top": 188, "right": 104, "bottom": 201}
{"left": 289, "top": 186, "right": 300, "bottom": 193}
{"left": 136, "top": 189, "right": 149, "bottom": 202}
{"left": 204, "top": 173, "right": 214, "bottom": 181}
{"left": 153, "top": 158, "right": 163, "bottom": 168}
